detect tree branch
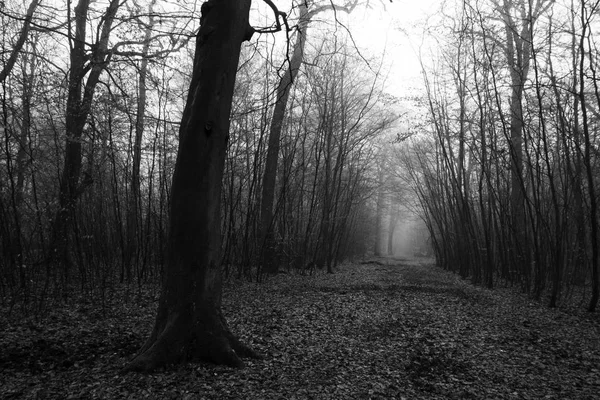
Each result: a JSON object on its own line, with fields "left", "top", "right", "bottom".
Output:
{"left": 0, "top": 0, "right": 41, "bottom": 83}
{"left": 256, "top": 0, "right": 291, "bottom": 34}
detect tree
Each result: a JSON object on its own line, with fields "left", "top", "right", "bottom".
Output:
{"left": 260, "top": 0, "right": 310, "bottom": 274}
{"left": 49, "top": 0, "right": 121, "bottom": 278}
{"left": 373, "top": 156, "right": 385, "bottom": 256}
{"left": 123, "top": 0, "right": 259, "bottom": 372}
{"left": 125, "top": 0, "right": 158, "bottom": 283}
{"left": 577, "top": 0, "right": 599, "bottom": 312}
{"left": 259, "top": 0, "right": 359, "bottom": 274}
{"left": 492, "top": 0, "right": 552, "bottom": 274}
{"left": 407, "top": 0, "right": 600, "bottom": 309}
{"left": 0, "top": 0, "right": 41, "bottom": 83}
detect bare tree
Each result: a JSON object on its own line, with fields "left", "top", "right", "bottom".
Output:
{"left": 49, "top": 0, "right": 122, "bottom": 278}
{"left": 125, "top": 0, "right": 159, "bottom": 283}
{"left": 577, "top": 0, "right": 599, "bottom": 312}
{"left": 123, "top": 0, "right": 260, "bottom": 372}
{"left": 259, "top": 0, "right": 359, "bottom": 274}
{"left": 491, "top": 0, "right": 553, "bottom": 273}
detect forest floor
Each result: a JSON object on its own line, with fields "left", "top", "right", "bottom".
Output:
{"left": 1, "top": 258, "right": 600, "bottom": 399}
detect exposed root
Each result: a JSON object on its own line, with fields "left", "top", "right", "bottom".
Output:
{"left": 121, "top": 310, "right": 259, "bottom": 373}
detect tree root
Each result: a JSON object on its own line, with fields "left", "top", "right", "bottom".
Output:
{"left": 121, "top": 310, "right": 260, "bottom": 373}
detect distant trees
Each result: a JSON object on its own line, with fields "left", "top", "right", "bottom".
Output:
{"left": 216, "top": 4, "right": 397, "bottom": 279}
{"left": 0, "top": 0, "right": 198, "bottom": 304}
{"left": 6, "top": 0, "right": 598, "bottom": 318}
{"left": 404, "top": 0, "right": 600, "bottom": 311}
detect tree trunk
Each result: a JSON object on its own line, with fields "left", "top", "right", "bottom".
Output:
{"left": 49, "top": 0, "right": 120, "bottom": 276}
{"left": 15, "top": 48, "right": 35, "bottom": 207}
{"left": 123, "top": 0, "right": 258, "bottom": 373}
{"left": 387, "top": 203, "right": 399, "bottom": 256}
{"left": 578, "top": 2, "right": 599, "bottom": 312}
{"left": 501, "top": 0, "right": 529, "bottom": 279}
{"left": 260, "top": 1, "right": 309, "bottom": 274}
{"left": 126, "top": 0, "right": 157, "bottom": 283}
{"left": 373, "top": 160, "right": 384, "bottom": 257}
{"left": 259, "top": 0, "right": 357, "bottom": 274}
{"left": 0, "top": 0, "right": 40, "bottom": 83}
{"left": 496, "top": 0, "right": 552, "bottom": 286}
{"left": 49, "top": 0, "right": 93, "bottom": 277}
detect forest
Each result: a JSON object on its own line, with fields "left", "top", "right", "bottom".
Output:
{"left": 1, "top": 0, "right": 600, "bottom": 398}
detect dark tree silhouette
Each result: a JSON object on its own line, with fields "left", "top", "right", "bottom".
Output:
{"left": 123, "top": 0, "right": 259, "bottom": 372}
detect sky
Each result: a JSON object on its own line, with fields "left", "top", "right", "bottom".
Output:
{"left": 346, "top": 0, "right": 442, "bottom": 96}
{"left": 250, "top": 0, "right": 444, "bottom": 98}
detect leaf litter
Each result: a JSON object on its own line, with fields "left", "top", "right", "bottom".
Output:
{"left": 1, "top": 257, "right": 599, "bottom": 399}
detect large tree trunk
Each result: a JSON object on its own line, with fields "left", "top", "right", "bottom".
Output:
{"left": 123, "top": 0, "right": 258, "bottom": 373}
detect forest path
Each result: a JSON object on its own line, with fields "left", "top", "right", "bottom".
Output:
{"left": 2, "top": 258, "right": 600, "bottom": 399}
{"left": 231, "top": 257, "right": 600, "bottom": 399}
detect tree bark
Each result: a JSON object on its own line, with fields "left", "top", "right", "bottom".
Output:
{"left": 123, "top": 0, "right": 257, "bottom": 373}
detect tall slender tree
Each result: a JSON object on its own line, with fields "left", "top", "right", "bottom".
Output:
{"left": 126, "top": 0, "right": 159, "bottom": 282}
{"left": 492, "top": 0, "right": 552, "bottom": 274}
{"left": 49, "top": 0, "right": 121, "bottom": 277}
{"left": 260, "top": 0, "right": 358, "bottom": 274}
{"left": 0, "top": 0, "right": 41, "bottom": 83}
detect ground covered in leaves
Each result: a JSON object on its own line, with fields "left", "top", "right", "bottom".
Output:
{"left": 2, "top": 258, "right": 600, "bottom": 399}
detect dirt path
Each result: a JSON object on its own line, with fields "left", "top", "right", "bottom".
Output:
{"left": 2, "top": 258, "right": 600, "bottom": 399}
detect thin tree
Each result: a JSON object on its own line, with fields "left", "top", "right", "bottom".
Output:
{"left": 260, "top": 0, "right": 358, "bottom": 274}
{"left": 126, "top": 0, "right": 158, "bottom": 283}
{"left": 492, "top": 0, "right": 552, "bottom": 274}
{"left": 0, "top": 0, "right": 41, "bottom": 83}
{"left": 49, "top": 0, "right": 121, "bottom": 278}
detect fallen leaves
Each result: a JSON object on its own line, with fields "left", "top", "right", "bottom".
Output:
{"left": 1, "top": 257, "right": 599, "bottom": 399}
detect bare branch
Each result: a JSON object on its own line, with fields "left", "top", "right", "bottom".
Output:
{"left": 306, "top": 0, "right": 359, "bottom": 19}
{"left": 0, "top": 0, "right": 41, "bottom": 83}
{"left": 108, "top": 33, "right": 190, "bottom": 58}
{"left": 256, "top": 0, "right": 291, "bottom": 34}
